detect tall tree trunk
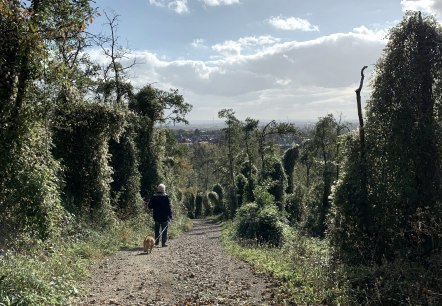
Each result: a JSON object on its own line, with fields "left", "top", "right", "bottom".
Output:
{"left": 355, "top": 66, "right": 368, "bottom": 159}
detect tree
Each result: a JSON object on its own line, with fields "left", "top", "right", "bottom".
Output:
{"left": 366, "top": 11, "right": 442, "bottom": 259}
{"left": 130, "top": 85, "right": 192, "bottom": 199}
{"left": 190, "top": 142, "right": 218, "bottom": 190}
{"left": 0, "top": 0, "right": 96, "bottom": 241}
{"left": 312, "top": 114, "right": 338, "bottom": 236}
{"left": 212, "top": 183, "right": 225, "bottom": 215}
{"left": 282, "top": 145, "right": 299, "bottom": 194}
{"left": 262, "top": 156, "right": 287, "bottom": 211}
{"left": 218, "top": 109, "right": 242, "bottom": 216}
{"left": 330, "top": 12, "right": 442, "bottom": 263}
{"left": 258, "top": 121, "right": 297, "bottom": 177}
{"left": 92, "top": 11, "right": 135, "bottom": 105}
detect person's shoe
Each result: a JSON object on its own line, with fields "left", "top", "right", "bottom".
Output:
{"left": 162, "top": 243, "right": 168, "bottom": 247}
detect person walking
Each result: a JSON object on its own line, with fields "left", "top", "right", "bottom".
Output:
{"left": 148, "top": 183, "right": 172, "bottom": 247}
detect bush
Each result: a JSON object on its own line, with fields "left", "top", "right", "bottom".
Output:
{"left": 202, "top": 192, "right": 213, "bottom": 216}
{"left": 195, "top": 192, "right": 203, "bottom": 218}
{"left": 184, "top": 191, "right": 195, "bottom": 218}
{"left": 0, "top": 124, "right": 65, "bottom": 244}
{"left": 234, "top": 187, "right": 287, "bottom": 247}
{"left": 212, "top": 184, "right": 225, "bottom": 214}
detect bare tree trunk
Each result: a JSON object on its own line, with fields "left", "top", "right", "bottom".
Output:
{"left": 355, "top": 66, "right": 368, "bottom": 158}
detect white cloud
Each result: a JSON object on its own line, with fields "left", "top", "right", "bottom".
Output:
{"left": 149, "top": 0, "right": 238, "bottom": 13}
{"left": 191, "top": 38, "right": 206, "bottom": 48}
{"left": 88, "top": 27, "right": 385, "bottom": 121}
{"left": 268, "top": 16, "right": 319, "bottom": 32}
{"left": 201, "top": 0, "right": 240, "bottom": 6}
{"left": 170, "top": 0, "right": 188, "bottom": 14}
{"left": 353, "top": 26, "right": 387, "bottom": 40}
{"left": 212, "top": 35, "right": 280, "bottom": 57}
{"left": 401, "top": 0, "right": 442, "bottom": 15}
{"left": 212, "top": 40, "right": 242, "bottom": 57}
{"left": 149, "top": 0, "right": 188, "bottom": 14}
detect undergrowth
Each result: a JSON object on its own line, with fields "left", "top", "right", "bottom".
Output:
{"left": 222, "top": 221, "right": 353, "bottom": 305}
{"left": 222, "top": 222, "right": 442, "bottom": 305}
{"left": 0, "top": 213, "right": 191, "bottom": 306}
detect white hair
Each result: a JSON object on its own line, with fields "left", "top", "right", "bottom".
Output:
{"left": 157, "top": 184, "right": 166, "bottom": 193}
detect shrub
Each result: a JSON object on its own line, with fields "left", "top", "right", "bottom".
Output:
{"left": 202, "top": 192, "right": 213, "bottom": 216}
{"left": 235, "top": 203, "right": 286, "bottom": 247}
{"left": 234, "top": 187, "right": 287, "bottom": 246}
{"left": 195, "top": 192, "right": 203, "bottom": 218}
{"left": 184, "top": 191, "right": 195, "bottom": 218}
{"left": 0, "top": 124, "right": 65, "bottom": 243}
{"left": 212, "top": 184, "right": 225, "bottom": 214}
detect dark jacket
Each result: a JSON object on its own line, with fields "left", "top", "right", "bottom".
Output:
{"left": 148, "top": 192, "right": 172, "bottom": 222}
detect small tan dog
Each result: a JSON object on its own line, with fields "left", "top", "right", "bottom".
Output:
{"left": 143, "top": 235, "right": 155, "bottom": 254}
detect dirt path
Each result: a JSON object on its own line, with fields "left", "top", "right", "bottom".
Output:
{"left": 78, "top": 219, "right": 285, "bottom": 305}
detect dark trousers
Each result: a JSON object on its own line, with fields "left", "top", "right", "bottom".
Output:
{"left": 154, "top": 221, "right": 168, "bottom": 244}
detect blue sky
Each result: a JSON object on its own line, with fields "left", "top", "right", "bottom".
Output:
{"left": 87, "top": 0, "right": 442, "bottom": 122}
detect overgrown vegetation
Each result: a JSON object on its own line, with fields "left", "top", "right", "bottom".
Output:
{"left": 1, "top": 2, "right": 442, "bottom": 305}
{"left": 0, "top": 1, "right": 193, "bottom": 304}
{"left": 188, "top": 11, "right": 442, "bottom": 306}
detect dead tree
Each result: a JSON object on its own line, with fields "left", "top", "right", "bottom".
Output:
{"left": 355, "top": 66, "right": 368, "bottom": 158}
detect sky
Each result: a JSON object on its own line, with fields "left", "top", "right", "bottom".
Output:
{"left": 86, "top": 0, "right": 442, "bottom": 123}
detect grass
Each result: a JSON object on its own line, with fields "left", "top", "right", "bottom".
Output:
{"left": 221, "top": 221, "right": 354, "bottom": 305}
{"left": 222, "top": 221, "right": 442, "bottom": 305}
{"left": 0, "top": 213, "right": 192, "bottom": 306}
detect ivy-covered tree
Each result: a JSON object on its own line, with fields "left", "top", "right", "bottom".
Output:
{"left": 0, "top": 0, "right": 95, "bottom": 241}
{"left": 366, "top": 11, "right": 442, "bottom": 260}
{"left": 212, "top": 183, "right": 225, "bottom": 215}
{"left": 195, "top": 192, "right": 203, "bottom": 218}
{"left": 312, "top": 114, "right": 338, "bottom": 236}
{"left": 109, "top": 115, "right": 143, "bottom": 220}
{"left": 218, "top": 109, "right": 242, "bottom": 216}
{"left": 330, "top": 12, "right": 442, "bottom": 263}
{"left": 130, "top": 85, "right": 192, "bottom": 199}
{"left": 282, "top": 145, "right": 299, "bottom": 194}
{"left": 53, "top": 103, "right": 125, "bottom": 226}
{"left": 262, "top": 156, "right": 287, "bottom": 211}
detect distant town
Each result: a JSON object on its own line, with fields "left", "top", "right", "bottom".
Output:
{"left": 168, "top": 119, "right": 358, "bottom": 149}
{"left": 172, "top": 127, "right": 304, "bottom": 150}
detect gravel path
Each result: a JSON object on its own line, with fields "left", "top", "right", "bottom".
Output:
{"left": 78, "top": 219, "right": 285, "bottom": 305}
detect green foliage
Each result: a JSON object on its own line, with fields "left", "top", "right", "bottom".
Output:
{"left": 284, "top": 186, "right": 303, "bottom": 226}
{"left": 282, "top": 145, "right": 299, "bottom": 194}
{"left": 202, "top": 192, "right": 213, "bottom": 216}
{"left": 0, "top": 248, "right": 88, "bottom": 306}
{"left": 298, "top": 183, "right": 324, "bottom": 236}
{"left": 223, "top": 223, "right": 353, "bottom": 305}
{"left": 262, "top": 155, "right": 287, "bottom": 209}
{"left": 109, "top": 124, "right": 144, "bottom": 220}
{"left": 239, "top": 161, "right": 257, "bottom": 203}
{"left": 189, "top": 142, "right": 219, "bottom": 190}
{"left": 129, "top": 85, "right": 192, "bottom": 125}
{"left": 184, "top": 190, "right": 196, "bottom": 218}
{"left": 0, "top": 0, "right": 94, "bottom": 243}
{"left": 212, "top": 184, "right": 225, "bottom": 214}
{"left": 0, "top": 124, "right": 65, "bottom": 242}
{"left": 234, "top": 187, "right": 287, "bottom": 246}
{"left": 0, "top": 215, "right": 155, "bottom": 306}
{"left": 344, "top": 258, "right": 442, "bottom": 305}
{"left": 195, "top": 192, "right": 203, "bottom": 218}
{"left": 131, "top": 85, "right": 191, "bottom": 199}
{"left": 235, "top": 173, "right": 247, "bottom": 208}
{"left": 312, "top": 114, "right": 339, "bottom": 236}
{"left": 328, "top": 132, "right": 373, "bottom": 263}
{"left": 52, "top": 102, "right": 125, "bottom": 227}
{"left": 330, "top": 12, "right": 442, "bottom": 264}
